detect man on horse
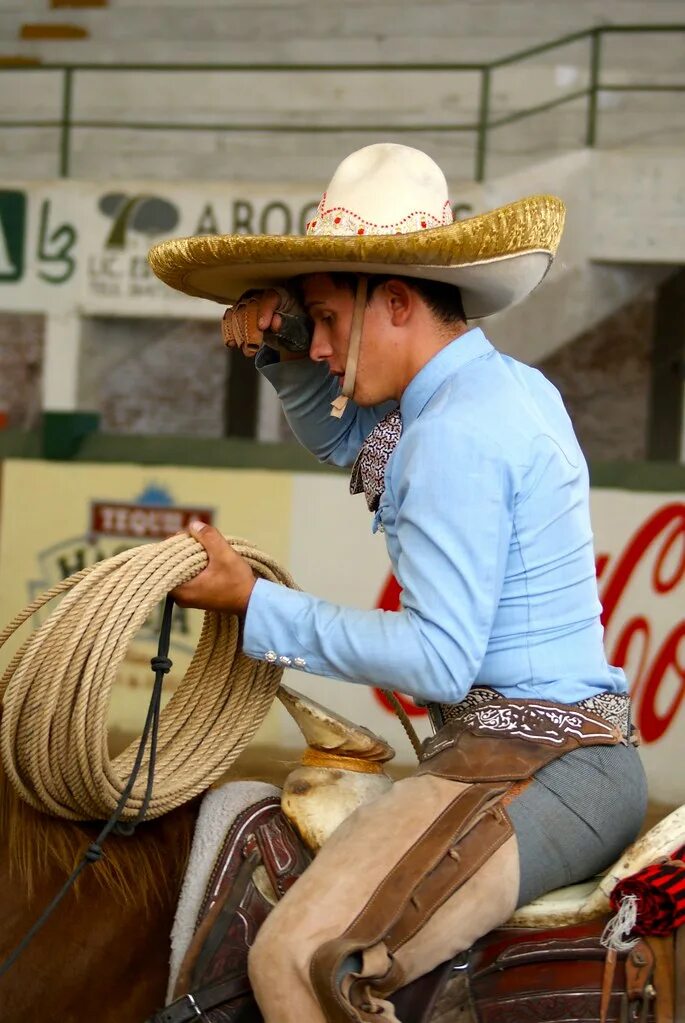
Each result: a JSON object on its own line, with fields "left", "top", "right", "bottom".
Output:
{"left": 156, "top": 143, "right": 647, "bottom": 1023}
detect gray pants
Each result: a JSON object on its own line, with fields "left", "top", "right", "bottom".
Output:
{"left": 509, "top": 741, "right": 648, "bottom": 907}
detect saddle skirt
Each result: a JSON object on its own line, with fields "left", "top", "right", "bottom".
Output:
{"left": 167, "top": 781, "right": 281, "bottom": 1002}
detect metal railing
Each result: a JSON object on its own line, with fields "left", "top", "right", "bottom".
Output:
{"left": 0, "top": 23, "right": 683, "bottom": 181}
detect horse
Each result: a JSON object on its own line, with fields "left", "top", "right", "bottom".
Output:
{"left": 0, "top": 683, "right": 388, "bottom": 1023}
{"left": 0, "top": 761, "right": 198, "bottom": 1023}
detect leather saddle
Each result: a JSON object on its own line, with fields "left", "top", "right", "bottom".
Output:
{"left": 391, "top": 922, "right": 671, "bottom": 1023}
{"left": 149, "top": 793, "right": 685, "bottom": 1023}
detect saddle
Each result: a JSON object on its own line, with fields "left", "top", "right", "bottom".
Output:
{"left": 391, "top": 922, "right": 676, "bottom": 1023}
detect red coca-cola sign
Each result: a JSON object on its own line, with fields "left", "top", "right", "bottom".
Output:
{"left": 373, "top": 501, "right": 685, "bottom": 744}
{"left": 599, "top": 501, "right": 685, "bottom": 744}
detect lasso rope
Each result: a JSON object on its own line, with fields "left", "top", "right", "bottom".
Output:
{"left": 0, "top": 533, "right": 296, "bottom": 822}
{"left": 385, "top": 691, "right": 423, "bottom": 761}
{"left": 0, "top": 531, "right": 424, "bottom": 824}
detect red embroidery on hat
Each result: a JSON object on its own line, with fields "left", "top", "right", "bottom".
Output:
{"left": 304, "top": 192, "right": 454, "bottom": 237}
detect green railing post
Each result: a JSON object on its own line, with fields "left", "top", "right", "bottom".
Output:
{"left": 59, "top": 67, "right": 73, "bottom": 178}
{"left": 586, "top": 27, "right": 602, "bottom": 147}
{"left": 475, "top": 66, "right": 491, "bottom": 182}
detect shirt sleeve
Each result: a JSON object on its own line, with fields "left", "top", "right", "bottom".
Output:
{"left": 242, "top": 414, "right": 516, "bottom": 703}
{"left": 256, "top": 347, "right": 396, "bottom": 467}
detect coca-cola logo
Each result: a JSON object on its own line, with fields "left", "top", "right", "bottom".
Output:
{"left": 373, "top": 501, "right": 685, "bottom": 744}
{"left": 599, "top": 502, "right": 685, "bottom": 744}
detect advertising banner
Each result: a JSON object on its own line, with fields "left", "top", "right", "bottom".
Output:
{"left": 0, "top": 460, "right": 683, "bottom": 804}
{"left": 0, "top": 459, "right": 292, "bottom": 750}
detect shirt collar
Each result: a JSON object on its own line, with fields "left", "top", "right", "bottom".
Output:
{"left": 400, "top": 327, "right": 493, "bottom": 427}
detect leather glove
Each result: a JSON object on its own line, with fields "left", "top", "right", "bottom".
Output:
{"left": 221, "top": 287, "right": 312, "bottom": 359}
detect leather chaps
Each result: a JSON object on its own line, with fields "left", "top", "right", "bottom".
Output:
{"left": 309, "top": 698, "right": 625, "bottom": 1023}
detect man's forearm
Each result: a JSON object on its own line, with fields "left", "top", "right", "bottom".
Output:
{"left": 256, "top": 348, "right": 395, "bottom": 467}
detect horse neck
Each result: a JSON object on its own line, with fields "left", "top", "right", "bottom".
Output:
{"left": 0, "top": 764, "right": 198, "bottom": 911}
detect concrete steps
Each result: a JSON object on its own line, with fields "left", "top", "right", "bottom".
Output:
{"left": 2, "top": 76, "right": 683, "bottom": 182}
{"left": 2, "top": 24, "right": 683, "bottom": 68}
{"left": 1, "top": 2, "right": 683, "bottom": 54}
{"left": 0, "top": 0, "right": 683, "bottom": 181}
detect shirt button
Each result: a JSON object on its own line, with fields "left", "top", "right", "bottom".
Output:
{"left": 278, "top": 655, "right": 292, "bottom": 666}
{"left": 264, "top": 650, "right": 277, "bottom": 663}
{"left": 293, "top": 657, "right": 306, "bottom": 668}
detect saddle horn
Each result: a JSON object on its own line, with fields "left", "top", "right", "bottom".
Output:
{"left": 277, "top": 685, "right": 395, "bottom": 851}
{"left": 277, "top": 684, "right": 395, "bottom": 763}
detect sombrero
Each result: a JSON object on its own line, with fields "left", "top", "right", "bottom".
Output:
{"left": 148, "top": 143, "right": 565, "bottom": 320}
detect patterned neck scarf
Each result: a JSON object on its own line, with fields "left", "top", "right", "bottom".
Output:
{"left": 349, "top": 408, "right": 403, "bottom": 512}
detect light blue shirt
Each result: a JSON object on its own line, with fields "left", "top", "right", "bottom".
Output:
{"left": 243, "top": 327, "right": 627, "bottom": 704}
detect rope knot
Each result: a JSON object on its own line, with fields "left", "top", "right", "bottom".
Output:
{"left": 150, "top": 655, "right": 173, "bottom": 675}
{"left": 85, "top": 843, "right": 104, "bottom": 863}
{"left": 114, "top": 821, "right": 136, "bottom": 837}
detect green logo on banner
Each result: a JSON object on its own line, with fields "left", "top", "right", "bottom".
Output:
{"left": 0, "top": 190, "right": 26, "bottom": 282}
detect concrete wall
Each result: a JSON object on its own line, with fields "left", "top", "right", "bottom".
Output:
{"left": 0, "top": 294, "right": 657, "bottom": 463}
{"left": 78, "top": 316, "right": 229, "bottom": 436}
{"left": 0, "top": 312, "right": 43, "bottom": 430}
{"left": 538, "top": 293, "right": 655, "bottom": 462}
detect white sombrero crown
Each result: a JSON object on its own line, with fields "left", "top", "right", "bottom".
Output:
{"left": 149, "top": 143, "right": 565, "bottom": 319}
{"left": 306, "top": 143, "right": 453, "bottom": 238}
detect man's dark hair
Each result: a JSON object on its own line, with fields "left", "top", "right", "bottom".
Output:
{"left": 329, "top": 272, "right": 466, "bottom": 327}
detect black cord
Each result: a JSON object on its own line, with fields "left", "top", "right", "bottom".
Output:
{"left": 0, "top": 593, "right": 175, "bottom": 980}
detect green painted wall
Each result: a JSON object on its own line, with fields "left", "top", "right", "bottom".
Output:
{"left": 1, "top": 427, "right": 684, "bottom": 491}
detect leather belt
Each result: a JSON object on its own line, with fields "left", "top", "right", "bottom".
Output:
{"left": 429, "top": 687, "right": 635, "bottom": 744}
{"left": 149, "top": 976, "right": 252, "bottom": 1023}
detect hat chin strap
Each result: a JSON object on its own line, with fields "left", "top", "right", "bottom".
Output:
{"left": 330, "top": 276, "right": 368, "bottom": 419}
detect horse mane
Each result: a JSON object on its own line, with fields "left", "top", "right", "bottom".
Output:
{"left": 0, "top": 762, "right": 197, "bottom": 914}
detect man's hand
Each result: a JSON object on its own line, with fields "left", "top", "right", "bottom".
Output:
{"left": 222, "top": 288, "right": 309, "bottom": 361}
{"left": 171, "top": 522, "right": 256, "bottom": 615}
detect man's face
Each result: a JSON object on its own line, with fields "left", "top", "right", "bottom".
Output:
{"left": 301, "top": 274, "right": 396, "bottom": 406}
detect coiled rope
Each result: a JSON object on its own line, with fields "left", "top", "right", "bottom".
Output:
{"left": 0, "top": 532, "right": 296, "bottom": 822}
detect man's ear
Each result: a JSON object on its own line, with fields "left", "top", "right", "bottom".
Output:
{"left": 383, "top": 278, "right": 414, "bottom": 327}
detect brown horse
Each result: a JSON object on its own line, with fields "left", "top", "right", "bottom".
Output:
{"left": 0, "top": 763, "right": 198, "bottom": 1023}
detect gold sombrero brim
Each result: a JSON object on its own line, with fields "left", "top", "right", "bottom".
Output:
{"left": 148, "top": 194, "right": 565, "bottom": 319}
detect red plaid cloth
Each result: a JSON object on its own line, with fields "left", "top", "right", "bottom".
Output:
{"left": 610, "top": 843, "right": 685, "bottom": 936}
